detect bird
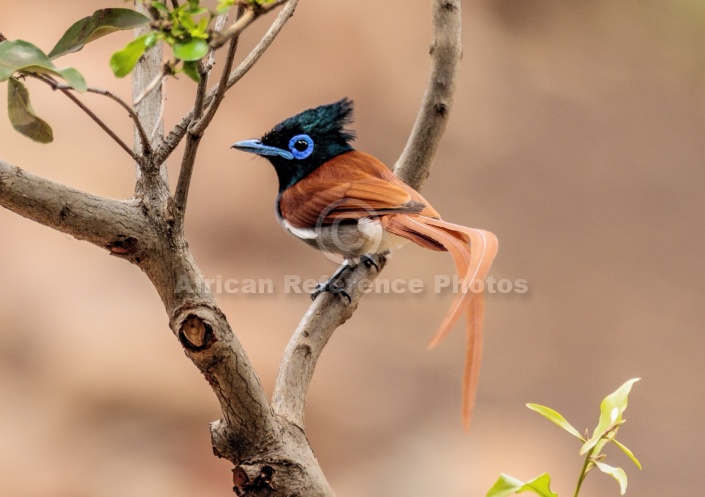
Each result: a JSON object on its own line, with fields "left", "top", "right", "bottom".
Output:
{"left": 232, "top": 98, "right": 498, "bottom": 431}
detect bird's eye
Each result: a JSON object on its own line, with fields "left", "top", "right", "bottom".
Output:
{"left": 288, "top": 134, "right": 314, "bottom": 160}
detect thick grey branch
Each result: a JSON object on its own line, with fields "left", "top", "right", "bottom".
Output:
{"left": 0, "top": 160, "right": 148, "bottom": 244}
{"left": 134, "top": 5, "right": 167, "bottom": 199}
{"left": 0, "top": 159, "right": 149, "bottom": 256}
{"left": 273, "top": 0, "right": 462, "bottom": 427}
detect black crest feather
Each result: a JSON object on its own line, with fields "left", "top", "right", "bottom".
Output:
{"left": 264, "top": 98, "right": 356, "bottom": 145}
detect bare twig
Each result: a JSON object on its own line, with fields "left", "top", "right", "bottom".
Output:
{"left": 34, "top": 74, "right": 139, "bottom": 161}
{"left": 208, "top": 0, "right": 288, "bottom": 50}
{"left": 273, "top": 0, "right": 463, "bottom": 426}
{"left": 133, "top": 63, "right": 169, "bottom": 108}
{"left": 190, "top": 8, "right": 229, "bottom": 122}
{"left": 154, "top": 0, "right": 299, "bottom": 165}
{"left": 172, "top": 7, "right": 245, "bottom": 225}
{"left": 192, "top": 7, "right": 243, "bottom": 134}
{"left": 49, "top": 82, "right": 152, "bottom": 156}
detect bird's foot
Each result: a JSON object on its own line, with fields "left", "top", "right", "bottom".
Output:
{"left": 360, "top": 254, "right": 380, "bottom": 272}
{"left": 311, "top": 263, "right": 353, "bottom": 303}
{"left": 311, "top": 278, "right": 351, "bottom": 303}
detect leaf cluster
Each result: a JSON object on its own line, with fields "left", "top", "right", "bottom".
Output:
{"left": 487, "top": 379, "right": 641, "bottom": 497}
{"left": 0, "top": 1, "right": 247, "bottom": 142}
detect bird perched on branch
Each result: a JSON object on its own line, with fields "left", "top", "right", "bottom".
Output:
{"left": 232, "top": 99, "right": 498, "bottom": 430}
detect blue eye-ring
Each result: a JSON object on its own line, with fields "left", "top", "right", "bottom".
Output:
{"left": 288, "top": 134, "right": 314, "bottom": 160}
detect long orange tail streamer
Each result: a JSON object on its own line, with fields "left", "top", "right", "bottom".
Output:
{"left": 385, "top": 215, "right": 498, "bottom": 430}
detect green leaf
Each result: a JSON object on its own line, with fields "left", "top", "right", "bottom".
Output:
{"left": 581, "top": 378, "right": 640, "bottom": 455}
{"left": 48, "top": 8, "right": 149, "bottom": 59}
{"left": 527, "top": 403, "right": 585, "bottom": 441}
{"left": 217, "top": 0, "right": 236, "bottom": 13}
{"left": 7, "top": 77, "right": 53, "bottom": 143}
{"left": 181, "top": 60, "right": 201, "bottom": 82}
{"left": 145, "top": 32, "right": 159, "bottom": 49}
{"left": 612, "top": 439, "right": 642, "bottom": 470}
{"left": 486, "top": 473, "right": 558, "bottom": 497}
{"left": 153, "top": 2, "right": 169, "bottom": 13}
{"left": 595, "top": 461, "right": 628, "bottom": 495}
{"left": 172, "top": 38, "right": 208, "bottom": 61}
{"left": 487, "top": 474, "right": 525, "bottom": 497}
{"left": 0, "top": 40, "right": 86, "bottom": 91}
{"left": 109, "top": 34, "right": 149, "bottom": 77}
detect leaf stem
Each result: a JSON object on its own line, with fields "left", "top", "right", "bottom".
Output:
{"left": 573, "top": 447, "right": 595, "bottom": 497}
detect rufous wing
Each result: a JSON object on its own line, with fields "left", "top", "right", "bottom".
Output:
{"left": 279, "top": 151, "right": 439, "bottom": 228}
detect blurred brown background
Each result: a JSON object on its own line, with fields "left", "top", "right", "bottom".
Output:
{"left": 1, "top": 0, "right": 703, "bottom": 496}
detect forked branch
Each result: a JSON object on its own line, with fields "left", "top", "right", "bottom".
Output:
{"left": 155, "top": 0, "right": 299, "bottom": 165}
{"left": 45, "top": 81, "right": 152, "bottom": 157}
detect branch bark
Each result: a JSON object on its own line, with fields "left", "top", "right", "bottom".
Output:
{"left": 0, "top": 159, "right": 150, "bottom": 257}
{"left": 133, "top": 5, "right": 167, "bottom": 199}
{"left": 394, "top": 0, "right": 462, "bottom": 189}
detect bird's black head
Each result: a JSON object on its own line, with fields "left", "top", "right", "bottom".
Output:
{"left": 232, "top": 98, "right": 356, "bottom": 191}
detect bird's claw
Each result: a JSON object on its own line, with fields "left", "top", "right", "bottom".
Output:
{"left": 311, "top": 278, "right": 352, "bottom": 303}
{"left": 360, "top": 254, "right": 380, "bottom": 272}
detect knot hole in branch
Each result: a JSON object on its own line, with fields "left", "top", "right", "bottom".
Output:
{"left": 232, "top": 464, "right": 275, "bottom": 496}
{"left": 106, "top": 235, "right": 139, "bottom": 258}
{"left": 179, "top": 314, "right": 216, "bottom": 351}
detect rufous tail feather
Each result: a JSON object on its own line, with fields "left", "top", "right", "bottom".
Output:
{"left": 384, "top": 214, "right": 498, "bottom": 431}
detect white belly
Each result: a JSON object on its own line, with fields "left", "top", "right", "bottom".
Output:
{"left": 281, "top": 217, "right": 408, "bottom": 260}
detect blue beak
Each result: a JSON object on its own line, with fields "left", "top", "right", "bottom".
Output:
{"left": 231, "top": 139, "right": 294, "bottom": 160}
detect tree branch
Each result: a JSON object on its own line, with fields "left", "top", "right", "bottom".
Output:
{"left": 172, "top": 7, "right": 244, "bottom": 226}
{"left": 208, "top": 0, "right": 289, "bottom": 50}
{"left": 34, "top": 74, "right": 139, "bottom": 162}
{"left": 47, "top": 82, "right": 152, "bottom": 157}
{"left": 273, "top": 0, "right": 462, "bottom": 427}
{"left": 192, "top": 6, "right": 244, "bottom": 135}
{"left": 394, "top": 0, "right": 462, "bottom": 190}
{"left": 272, "top": 255, "right": 387, "bottom": 428}
{"left": 1, "top": 0, "right": 462, "bottom": 494}
{"left": 132, "top": 65, "right": 169, "bottom": 108}
{"left": 133, "top": 3, "right": 167, "bottom": 199}
{"left": 0, "top": 159, "right": 150, "bottom": 257}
